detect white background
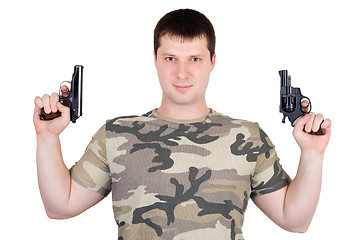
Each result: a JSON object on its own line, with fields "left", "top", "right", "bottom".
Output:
{"left": 1, "top": 0, "right": 358, "bottom": 239}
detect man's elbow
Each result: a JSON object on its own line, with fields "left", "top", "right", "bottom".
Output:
{"left": 289, "top": 227, "right": 309, "bottom": 234}
{"left": 45, "top": 208, "right": 76, "bottom": 220}
{"left": 283, "top": 223, "right": 310, "bottom": 234}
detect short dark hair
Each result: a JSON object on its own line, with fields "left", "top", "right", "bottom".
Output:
{"left": 154, "top": 9, "right": 216, "bottom": 60}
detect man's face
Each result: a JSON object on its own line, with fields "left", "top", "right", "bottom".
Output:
{"left": 154, "top": 35, "right": 216, "bottom": 108}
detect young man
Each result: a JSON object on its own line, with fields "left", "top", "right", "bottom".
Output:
{"left": 33, "top": 9, "right": 331, "bottom": 240}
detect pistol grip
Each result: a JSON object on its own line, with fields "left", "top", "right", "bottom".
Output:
{"left": 304, "top": 127, "right": 326, "bottom": 135}
{"left": 38, "top": 96, "right": 69, "bottom": 121}
{"left": 312, "top": 128, "right": 326, "bottom": 135}
{"left": 303, "top": 120, "right": 326, "bottom": 135}
{"left": 39, "top": 108, "right": 61, "bottom": 120}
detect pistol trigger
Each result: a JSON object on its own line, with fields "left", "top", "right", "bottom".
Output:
{"left": 282, "top": 114, "right": 286, "bottom": 123}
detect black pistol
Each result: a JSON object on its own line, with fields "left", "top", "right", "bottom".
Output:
{"left": 279, "top": 70, "right": 324, "bottom": 135}
{"left": 39, "top": 65, "right": 84, "bottom": 123}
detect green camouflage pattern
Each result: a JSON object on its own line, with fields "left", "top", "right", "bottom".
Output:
{"left": 70, "top": 109, "right": 291, "bottom": 239}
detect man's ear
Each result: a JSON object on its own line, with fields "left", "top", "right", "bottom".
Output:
{"left": 210, "top": 53, "right": 216, "bottom": 71}
{"left": 153, "top": 50, "right": 157, "bottom": 68}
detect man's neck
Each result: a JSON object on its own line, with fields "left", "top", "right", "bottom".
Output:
{"left": 156, "top": 101, "right": 210, "bottom": 121}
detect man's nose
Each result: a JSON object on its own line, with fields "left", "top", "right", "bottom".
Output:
{"left": 176, "top": 62, "right": 189, "bottom": 79}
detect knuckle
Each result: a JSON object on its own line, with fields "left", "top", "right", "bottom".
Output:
{"left": 34, "top": 96, "right": 40, "bottom": 103}
{"left": 50, "top": 93, "right": 60, "bottom": 104}
{"left": 301, "top": 100, "right": 309, "bottom": 106}
{"left": 34, "top": 96, "right": 43, "bottom": 107}
{"left": 41, "top": 94, "right": 51, "bottom": 113}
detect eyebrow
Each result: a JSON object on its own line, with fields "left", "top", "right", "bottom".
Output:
{"left": 160, "top": 53, "right": 175, "bottom": 56}
{"left": 190, "top": 54, "right": 205, "bottom": 58}
{"left": 160, "top": 53, "right": 206, "bottom": 58}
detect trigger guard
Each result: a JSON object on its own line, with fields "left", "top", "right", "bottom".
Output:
{"left": 58, "top": 81, "right": 71, "bottom": 95}
{"left": 300, "top": 97, "right": 312, "bottom": 113}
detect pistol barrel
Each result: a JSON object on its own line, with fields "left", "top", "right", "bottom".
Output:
{"left": 70, "top": 65, "right": 84, "bottom": 123}
{"left": 279, "top": 70, "right": 295, "bottom": 113}
{"left": 279, "top": 70, "right": 288, "bottom": 87}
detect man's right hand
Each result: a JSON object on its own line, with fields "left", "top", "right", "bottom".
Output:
{"left": 33, "top": 85, "right": 71, "bottom": 136}
{"left": 34, "top": 85, "right": 105, "bottom": 220}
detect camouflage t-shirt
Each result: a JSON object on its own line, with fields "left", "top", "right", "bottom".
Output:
{"left": 70, "top": 109, "right": 291, "bottom": 240}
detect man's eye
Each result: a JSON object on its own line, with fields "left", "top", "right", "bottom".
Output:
{"left": 166, "top": 57, "right": 175, "bottom": 61}
{"left": 192, "top": 57, "right": 201, "bottom": 62}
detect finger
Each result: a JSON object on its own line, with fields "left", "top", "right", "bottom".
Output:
{"left": 34, "top": 96, "right": 44, "bottom": 110}
{"left": 56, "top": 101, "right": 67, "bottom": 112}
{"left": 321, "top": 118, "right": 331, "bottom": 129}
{"left": 33, "top": 97, "right": 42, "bottom": 121}
{"left": 56, "top": 102, "right": 70, "bottom": 121}
{"left": 301, "top": 99, "right": 310, "bottom": 113}
{"left": 60, "top": 85, "right": 69, "bottom": 92}
{"left": 293, "top": 114, "right": 309, "bottom": 136}
{"left": 320, "top": 118, "right": 332, "bottom": 137}
{"left": 304, "top": 112, "right": 315, "bottom": 133}
{"left": 41, "top": 94, "right": 51, "bottom": 114}
{"left": 60, "top": 85, "right": 70, "bottom": 97}
{"left": 312, "top": 113, "right": 324, "bottom": 132}
{"left": 50, "top": 92, "right": 59, "bottom": 113}
{"left": 320, "top": 118, "right": 332, "bottom": 134}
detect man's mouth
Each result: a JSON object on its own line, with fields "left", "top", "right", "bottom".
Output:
{"left": 174, "top": 85, "right": 193, "bottom": 91}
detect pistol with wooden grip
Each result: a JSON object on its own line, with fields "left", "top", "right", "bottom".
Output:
{"left": 39, "top": 65, "right": 84, "bottom": 123}
{"left": 279, "top": 70, "right": 325, "bottom": 135}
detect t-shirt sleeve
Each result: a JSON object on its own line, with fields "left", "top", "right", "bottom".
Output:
{"left": 70, "top": 124, "right": 111, "bottom": 197}
{"left": 250, "top": 126, "right": 291, "bottom": 198}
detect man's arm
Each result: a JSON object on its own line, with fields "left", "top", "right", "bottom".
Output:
{"left": 34, "top": 91, "right": 104, "bottom": 219}
{"left": 253, "top": 112, "right": 331, "bottom": 233}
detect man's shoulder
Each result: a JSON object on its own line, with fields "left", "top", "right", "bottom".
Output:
{"left": 210, "top": 110, "right": 260, "bottom": 130}
{"left": 105, "top": 110, "right": 157, "bottom": 125}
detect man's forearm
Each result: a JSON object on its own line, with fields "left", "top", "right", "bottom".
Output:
{"left": 283, "top": 151, "right": 324, "bottom": 232}
{"left": 36, "top": 134, "right": 72, "bottom": 218}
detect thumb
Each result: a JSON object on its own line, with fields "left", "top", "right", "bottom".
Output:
{"left": 56, "top": 102, "right": 70, "bottom": 120}
{"left": 293, "top": 114, "right": 309, "bottom": 135}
